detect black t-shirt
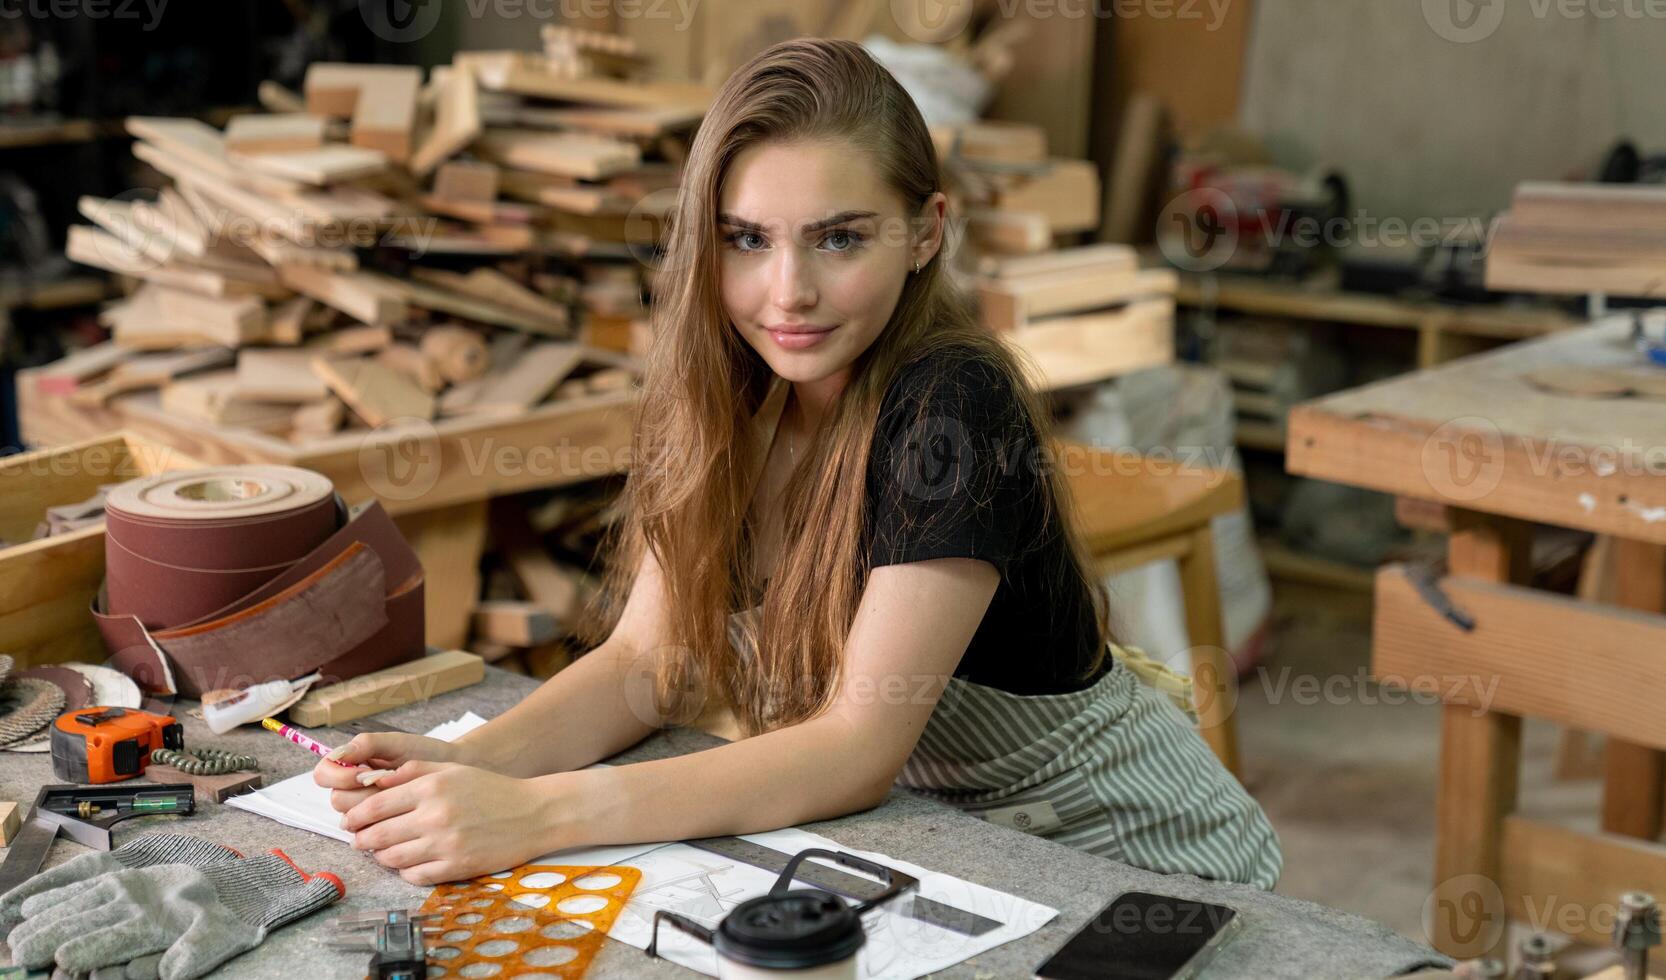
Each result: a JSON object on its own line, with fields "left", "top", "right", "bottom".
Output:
{"left": 863, "top": 348, "right": 1111, "bottom": 696}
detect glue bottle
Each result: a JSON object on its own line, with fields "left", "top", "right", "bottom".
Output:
{"left": 202, "top": 673, "right": 320, "bottom": 734}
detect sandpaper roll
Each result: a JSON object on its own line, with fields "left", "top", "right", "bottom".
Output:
{"left": 105, "top": 467, "right": 337, "bottom": 629}
{"left": 94, "top": 466, "right": 425, "bottom": 698}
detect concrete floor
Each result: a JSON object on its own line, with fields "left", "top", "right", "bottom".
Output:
{"left": 1235, "top": 580, "right": 1613, "bottom": 967}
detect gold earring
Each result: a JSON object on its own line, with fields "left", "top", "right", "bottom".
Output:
{"left": 913, "top": 259, "right": 922, "bottom": 274}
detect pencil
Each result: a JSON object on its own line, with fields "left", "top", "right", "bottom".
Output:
{"left": 261, "top": 717, "right": 354, "bottom": 767}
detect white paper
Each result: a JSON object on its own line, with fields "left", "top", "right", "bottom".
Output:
{"left": 225, "top": 712, "right": 489, "bottom": 841}
{"left": 532, "top": 828, "right": 1059, "bottom": 979}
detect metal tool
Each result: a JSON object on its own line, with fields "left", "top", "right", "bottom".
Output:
{"left": 330, "top": 908, "right": 443, "bottom": 980}
{"left": 685, "top": 836, "right": 1002, "bottom": 937}
{"left": 0, "top": 783, "right": 194, "bottom": 897}
{"left": 1614, "top": 891, "right": 1660, "bottom": 980}
{"left": 1513, "top": 933, "right": 1556, "bottom": 980}
{"left": 335, "top": 717, "right": 413, "bottom": 738}
{"left": 1408, "top": 563, "right": 1476, "bottom": 632}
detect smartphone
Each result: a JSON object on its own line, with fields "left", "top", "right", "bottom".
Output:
{"left": 1033, "top": 891, "right": 1241, "bottom": 980}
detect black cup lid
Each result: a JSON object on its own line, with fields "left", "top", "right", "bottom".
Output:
{"left": 713, "top": 888, "right": 866, "bottom": 969}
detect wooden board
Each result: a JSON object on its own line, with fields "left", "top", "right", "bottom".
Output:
{"left": 144, "top": 763, "right": 261, "bottom": 803}
{"left": 234, "top": 349, "right": 331, "bottom": 402}
{"left": 990, "top": 158, "right": 1101, "bottom": 235}
{"left": 303, "top": 63, "right": 422, "bottom": 163}
{"left": 223, "top": 113, "right": 326, "bottom": 155}
{"left": 1001, "top": 298, "right": 1175, "bottom": 391}
{"left": 458, "top": 50, "right": 712, "bottom": 112}
{"left": 278, "top": 265, "right": 407, "bottom": 325}
{"left": 311, "top": 356, "right": 436, "bottom": 426}
{"left": 286, "top": 650, "right": 485, "bottom": 728}
{"left": 457, "top": 343, "right": 584, "bottom": 416}
{"left": 473, "top": 129, "right": 641, "bottom": 181}
{"left": 433, "top": 161, "right": 499, "bottom": 203}
{"left": 978, "top": 267, "right": 1177, "bottom": 331}
{"left": 472, "top": 600, "right": 558, "bottom": 647}
{"left": 394, "top": 500, "right": 488, "bottom": 652}
{"left": 410, "top": 64, "right": 482, "bottom": 177}
{"left": 238, "top": 145, "right": 389, "bottom": 186}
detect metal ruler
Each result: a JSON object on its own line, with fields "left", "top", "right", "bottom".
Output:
{"left": 686, "top": 836, "right": 1001, "bottom": 937}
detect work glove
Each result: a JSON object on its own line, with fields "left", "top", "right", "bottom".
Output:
{"left": 0, "top": 834, "right": 241, "bottom": 933}
{"left": 8, "top": 850, "right": 344, "bottom": 980}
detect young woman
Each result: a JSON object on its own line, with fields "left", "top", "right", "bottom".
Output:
{"left": 317, "top": 38, "right": 1280, "bottom": 891}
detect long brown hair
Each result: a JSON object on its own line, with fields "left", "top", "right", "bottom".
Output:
{"left": 578, "top": 37, "right": 1111, "bottom": 736}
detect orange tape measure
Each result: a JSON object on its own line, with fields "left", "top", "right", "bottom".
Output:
{"left": 50, "top": 707, "right": 183, "bottom": 784}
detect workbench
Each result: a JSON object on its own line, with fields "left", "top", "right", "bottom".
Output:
{"left": 1286, "top": 317, "right": 1666, "bottom": 961}
{"left": 0, "top": 669, "right": 1442, "bottom": 978}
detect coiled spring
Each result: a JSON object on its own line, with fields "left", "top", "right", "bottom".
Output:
{"left": 151, "top": 747, "right": 258, "bottom": 775}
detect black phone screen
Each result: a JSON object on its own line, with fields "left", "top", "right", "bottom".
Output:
{"left": 1034, "top": 891, "right": 1239, "bottom": 980}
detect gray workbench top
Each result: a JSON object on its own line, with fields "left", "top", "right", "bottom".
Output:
{"left": 0, "top": 669, "right": 1445, "bottom": 979}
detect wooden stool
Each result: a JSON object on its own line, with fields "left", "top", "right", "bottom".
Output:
{"left": 1056, "top": 440, "right": 1245, "bottom": 777}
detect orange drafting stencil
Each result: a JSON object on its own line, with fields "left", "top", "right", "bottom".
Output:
{"left": 417, "top": 863, "right": 641, "bottom": 978}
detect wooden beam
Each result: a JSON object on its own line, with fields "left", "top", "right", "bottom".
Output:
{"left": 303, "top": 63, "right": 422, "bottom": 163}
{"left": 1500, "top": 816, "right": 1666, "bottom": 948}
{"left": 278, "top": 265, "right": 406, "bottom": 326}
{"left": 1603, "top": 539, "right": 1666, "bottom": 839}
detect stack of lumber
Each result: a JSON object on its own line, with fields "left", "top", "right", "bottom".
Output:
{"left": 42, "top": 40, "right": 710, "bottom": 445}
{"left": 936, "top": 120, "right": 1102, "bottom": 257}
{"left": 1486, "top": 182, "right": 1666, "bottom": 299}
{"left": 973, "top": 244, "right": 1176, "bottom": 391}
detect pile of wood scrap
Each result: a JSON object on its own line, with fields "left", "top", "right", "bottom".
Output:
{"left": 44, "top": 42, "right": 708, "bottom": 444}
{"left": 973, "top": 244, "right": 1176, "bottom": 391}
{"left": 1487, "top": 182, "right": 1666, "bottom": 299}
{"left": 937, "top": 120, "right": 1102, "bottom": 257}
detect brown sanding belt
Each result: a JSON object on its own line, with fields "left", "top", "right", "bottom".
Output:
{"left": 92, "top": 465, "right": 425, "bottom": 698}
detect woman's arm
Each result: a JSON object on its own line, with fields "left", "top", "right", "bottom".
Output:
{"left": 340, "top": 556, "right": 997, "bottom": 884}
{"left": 555, "top": 555, "right": 998, "bottom": 844}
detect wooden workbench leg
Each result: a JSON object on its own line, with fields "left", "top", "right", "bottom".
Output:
{"left": 1179, "top": 524, "right": 1241, "bottom": 779}
{"left": 1602, "top": 539, "right": 1666, "bottom": 839}
{"left": 1429, "top": 516, "right": 1528, "bottom": 960}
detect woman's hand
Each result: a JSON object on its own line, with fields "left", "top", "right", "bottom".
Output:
{"left": 339, "top": 762, "right": 579, "bottom": 885}
{"left": 312, "top": 732, "right": 474, "bottom": 815}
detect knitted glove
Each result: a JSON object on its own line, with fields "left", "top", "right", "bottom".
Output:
{"left": 0, "top": 834, "right": 241, "bottom": 933}
{"left": 9, "top": 850, "right": 344, "bottom": 980}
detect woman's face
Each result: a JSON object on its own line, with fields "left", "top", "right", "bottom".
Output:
{"left": 718, "top": 139, "right": 941, "bottom": 389}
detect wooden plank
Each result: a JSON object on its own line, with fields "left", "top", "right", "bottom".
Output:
{"left": 410, "top": 64, "right": 482, "bottom": 177}
{"left": 303, "top": 63, "right": 422, "bottom": 163}
{"left": 234, "top": 349, "right": 331, "bottom": 402}
{"left": 277, "top": 265, "right": 406, "bottom": 326}
{"left": 1499, "top": 816, "right": 1666, "bottom": 948}
{"left": 1178, "top": 524, "right": 1238, "bottom": 776}
{"left": 966, "top": 208, "right": 1051, "bottom": 255}
{"left": 238, "top": 145, "right": 388, "bottom": 186}
{"left": 1510, "top": 181, "right": 1666, "bottom": 235}
{"left": 160, "top": 372, "right": 294, "bottom": 433}
{"left": 977, "top": 243, "right": 1141, "bottom": 280}
{"left": 102, "top": 287, "right": 260, "bottom": 350}
{"left": 1373, "top": 563, "right": 1666, "bottom": 749}
{"left": 151, "top": 286, "right": 266, "bottom": 344}
{"left": 990, "top": 158, "right": 1100, "bottom": 235}
{"left": 67, "top": 226, "right": 237, "bottom": 299}
{"left": 223, "top": 113, "right": 325, "bottom": 154}
{"left": 471, "top": 600, "right": 558, "bottom": 647}
{"left": 145, "top": 763, "right": 261, "bottom": 803}
{"left": 311, "top": 356, "right": 436, "bottom": 426}
{"left": 1000, "top": 299, "right": 1174, "bottom": 391}
{"left": 285, "top": 650, "right": 485, "bottom": 728}
{"left": 125, "top": 116, "right": 306, "bottom": 198}
{"left": 473, "top": 129, "right": 641, "bottom": 180}
{"left": 455, "top": 342, "right": 584, "bottom": 416}
{"left": 374, "top": 272, "right": 566, "bottom": 336}
{"left": 978, "top": 267, "right": 1177, "bottom": 331}
{"left": 394, "top": 501, "right": 488, "bottom": 652}
{"left": 432, "top": 161, "right": 499, "bottom": 203}
{"left": 31, "top": 342, "right": 132, "bottom": 395}
{"left": 458, "top": 50, "right": 712, "bottom": 111}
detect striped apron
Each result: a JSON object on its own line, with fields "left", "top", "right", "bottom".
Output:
{"left": 736, "top": 378, "right": 1282, "bottom": 889}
